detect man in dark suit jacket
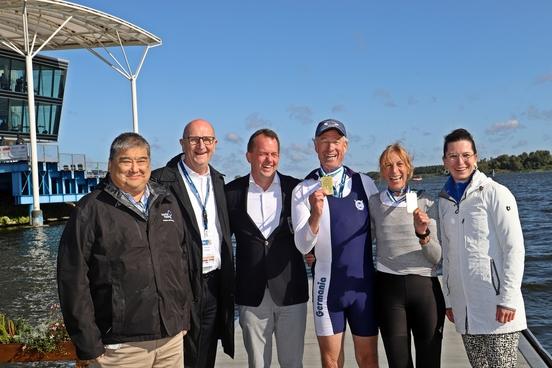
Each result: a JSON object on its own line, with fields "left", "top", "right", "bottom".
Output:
{"left": 225, "top": 129, "right": 309, "bottom": 368}
{"left": 151, "top": 119, "right": 234, "bottom": 368}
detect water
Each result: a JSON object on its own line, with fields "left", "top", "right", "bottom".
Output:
{"left": 0, "top": 171, "right": 551, "bottom": 363}
{"left": 0, "top": 225, "right": 68, "bottom": 368}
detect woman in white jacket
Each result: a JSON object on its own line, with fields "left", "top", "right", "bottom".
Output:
{"left": 439, "top": 128, "right": 526, "bottom": 368}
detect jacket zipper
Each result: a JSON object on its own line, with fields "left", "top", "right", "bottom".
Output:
{"left": 440, "top": 195, "right": 457, "bottom": 298}
{"left": 490, "top": 259, "right": 500, "bottom": 295}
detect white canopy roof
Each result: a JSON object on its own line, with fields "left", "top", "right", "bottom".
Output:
{"left": 0, "top": 1, "right": 161, "bottom": 221}
{"left": 0, "top": 0, "right": 161, "bottom": 51}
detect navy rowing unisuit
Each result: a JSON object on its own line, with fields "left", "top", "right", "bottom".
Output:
{"left": 292, "top": 167, "right": 378, "bottom": 337}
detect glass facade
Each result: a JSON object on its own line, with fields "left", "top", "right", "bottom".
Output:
{"left": 0, "top": 49, "right": 67, "bottom": 142}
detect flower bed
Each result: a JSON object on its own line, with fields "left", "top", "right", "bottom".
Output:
{"left": 0, "top": 340, "right": 76, "bottom": 362}
{"left": 1, "top": 306, "right": 79, "bottom": 363}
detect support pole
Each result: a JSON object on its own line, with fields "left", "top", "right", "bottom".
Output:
{"left": 130, "top": 76, "right": 138, "bottom": 133}
{"left": 87, "top": 44, "right": 156, "bottom": 133}
{"left": 25, "top": 52, "right": 43, "bottom": 226}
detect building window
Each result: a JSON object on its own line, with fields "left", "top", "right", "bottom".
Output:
{"left": 39, "top": 66, "right": 54, "bottom": 98}
{"left": 9, "top": 100, "right": 24, "bottom": 131}
{"left": 53, "top": 69, "right": 65, "bottom": 98}
{"left": 37, "top": 103, "right": 52, "bottom": 134}
{"left": 10, "top": 59, "right": 25, "bottom": 93}
{"left": 0, "top": 98, "right": 7, "bottom": 130}
{"left": 0, "top": 57, "right": 10, "bottom": 91}
{"left": 0, "top": 99, "right": 61, "bottom": 136}
{"left": 0, "top": 49, "right": 67, "bottom": 141}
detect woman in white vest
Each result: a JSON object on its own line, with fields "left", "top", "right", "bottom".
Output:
{"left": 439, "top": 128, "right": 526, "bottom": 368}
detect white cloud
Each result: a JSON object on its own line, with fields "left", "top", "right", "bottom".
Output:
{"left": 525, "top": 105, "right": 552, "bottom": 121}
{"left": 373, "top": 88, "right": 396, "bottom": 108}
{"left": 245, "top": 113, "right": 271, "bottom": 129}
{"left": 211, "top": 151, "right": 245, "bottom": 179}
{"left": 225, "top": 132, "right": 243, "bottom": 144}
{"left": 283, "top": 142, "right": 312, "bottom": 162}
{"left": 485, "top": 119, "right": 521, "bottom": 135}
{"left": 287, "top": 105, "right": 313, "bottom": 124}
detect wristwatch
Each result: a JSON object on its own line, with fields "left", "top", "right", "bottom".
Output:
{"left": 415, "top": 228, "right": 430, "bottom": 239}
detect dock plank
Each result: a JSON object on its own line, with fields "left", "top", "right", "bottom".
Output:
{"left": 216, "top": 281, "right": 530, "bottom": 367}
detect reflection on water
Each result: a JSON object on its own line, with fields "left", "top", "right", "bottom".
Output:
{"left": 0, "top": 171, "right": 551, "bottom": 366}
{"left": 1, "top": 363, "right": 71, "bottom": 368}
{"left": 0, "top": 226, "right": 61, "bottom": 325}
{"left": 0, "top": 225, "right": 74, "bottom": 367}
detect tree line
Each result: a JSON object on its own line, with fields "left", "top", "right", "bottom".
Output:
{"left": 415, "top": 150, "right": 552, "bottom": 175}
{"left": 366, "top": 150, "right": 552, "bottom": 178}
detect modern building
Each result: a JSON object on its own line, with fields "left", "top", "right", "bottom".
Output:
{"left": 0, "top": 48, "right": 67, "bottom": 142}
{"left": 0, "top": 0, "right": 161, "bottom": 224}
{"left": 0, "top": 47, "right": 102, "bottom": 208}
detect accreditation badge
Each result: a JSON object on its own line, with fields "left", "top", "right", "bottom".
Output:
{"left": 202, "top": 238, "right": 216, "bottom": 269}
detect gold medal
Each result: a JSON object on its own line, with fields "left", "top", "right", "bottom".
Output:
{"left": 320, "top": 176, "right": 334, "bottom": 196}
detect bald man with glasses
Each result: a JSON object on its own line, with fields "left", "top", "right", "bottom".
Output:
{"left": 152, "top": 119, "right": 234, "bottom": 368}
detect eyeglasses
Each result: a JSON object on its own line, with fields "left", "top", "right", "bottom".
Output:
{"left": 184, "top": 136, "right": 216, "bottom": 146}
{"left": 445, "top": 152, "right": 475, "bottom": 162}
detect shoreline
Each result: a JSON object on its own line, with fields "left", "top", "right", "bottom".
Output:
{"left": 367, "top": 168, "right": 552, "bottom": 179}
{"left": 0, "top": 201, "right": 74, "bottom": 228}
{"left": 2, "top": 169, "right": 552, "bottom": 224}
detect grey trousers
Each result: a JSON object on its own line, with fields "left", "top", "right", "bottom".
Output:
{"left": 239, "top": 288, "right": 307, "bottom": 368}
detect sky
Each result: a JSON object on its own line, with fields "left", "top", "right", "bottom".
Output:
{"left": 42, "top": 0, "right": 552, "bottom": 179}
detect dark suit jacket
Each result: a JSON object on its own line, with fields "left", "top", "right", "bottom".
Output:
{"left": 152, "top": 154, "right": 234, "bottom": 365}
{"left": 225, "top": 172, "right": 308, "bottom": 307}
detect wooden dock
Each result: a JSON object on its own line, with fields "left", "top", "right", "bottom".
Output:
{"left": 216, "top": 281, "right": 532, "bottom": 367}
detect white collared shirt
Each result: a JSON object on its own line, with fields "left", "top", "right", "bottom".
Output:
{"left": 247, "top": 173, "right": 282, "bottom": 239}
{"left": 178, "top": 158, "right": 222, "bottom": 273}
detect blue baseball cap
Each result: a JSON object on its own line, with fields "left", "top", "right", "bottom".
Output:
{"left": 315, "top": 119, "right": 347, "bottom": 138}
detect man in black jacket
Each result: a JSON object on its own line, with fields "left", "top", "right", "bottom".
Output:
{"left": 225, "top": 129, "right": 309, "bottom": 367}
{"left": 151, "top": 119, "right": 234, "bottom": 368}
{"left": 57, "top": 132, "right": 192, "bottom": 366}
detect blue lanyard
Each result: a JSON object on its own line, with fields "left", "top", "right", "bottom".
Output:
{"left": 179, "top": 160, "right": 210, "bottom": 232}
{"left": 319, "top": 167, "right": 347, "bottom": 198}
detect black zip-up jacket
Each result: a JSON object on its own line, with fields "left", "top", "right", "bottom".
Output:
{"left": 57, "top": 178, "right": 192, "bottom": 360}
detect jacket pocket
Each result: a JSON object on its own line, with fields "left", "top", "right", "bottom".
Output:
{"left": 490, "top": 258, "right": 500, "bottom": 295}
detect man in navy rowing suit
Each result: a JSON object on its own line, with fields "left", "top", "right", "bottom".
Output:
{"left": 292, "top": 119, "right": 379, "bottom": 368}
